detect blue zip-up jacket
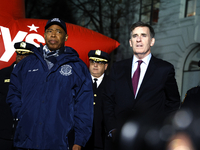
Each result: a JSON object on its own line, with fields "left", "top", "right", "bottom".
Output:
{"left": 6, "top": 44, "right": 94, "bottom": 149}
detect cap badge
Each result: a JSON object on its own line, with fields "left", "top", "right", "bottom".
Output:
{"left": 95, "top": 50, "right": 101, "bottom": 56}
{"left": 4, "top": 79, "right": 10, "bottom": 83}
{"left": 20, "top": 42, "right": 26, "bottom": 48}
{"left": 51, "top": 18, "right": 61, "bottom": 23}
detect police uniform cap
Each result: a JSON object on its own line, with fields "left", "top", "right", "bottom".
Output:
{"left": 88, "top": 50, "right": 110, "bottom": 62}
{"left": 14, "top": 41, "right": 35, "bottom": 55}
{"left": 45, "top": 18, "right": 67, "bottom": 34}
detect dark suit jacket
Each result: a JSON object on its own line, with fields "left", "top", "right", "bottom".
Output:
{"left": 0, "top": 63, "right": 15, "bottom": 140}
{"left": 103, "top": 56, "right": 181, "bottom": 132}
{"left": 83, "top": 75, "right": 108, "bottom": 150}
{"left": 181, "top": 86, "right": 200, "bottom": 115}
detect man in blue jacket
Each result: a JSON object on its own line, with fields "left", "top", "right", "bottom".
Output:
{"left": 6, "top": 18, "right": 94, "bottom": 150}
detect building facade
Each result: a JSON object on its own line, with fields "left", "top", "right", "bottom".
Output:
{"left": 152, "top": 0, "right": 199, "bottom": 100}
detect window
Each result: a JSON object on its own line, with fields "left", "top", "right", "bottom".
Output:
{"left": 139, "top": 0, "right": 160, "bottom": 25}
{"left": 185, "top": 0, "right": 196, "bottom": 17}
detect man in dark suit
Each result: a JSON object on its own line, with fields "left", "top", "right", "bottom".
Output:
{"left": 103, "top": 21, "right": 181, "bottom": 149}
{"left": 83, "top": 50, "right": 110, "bottom": 150}
{"left": 0, "top": 41, "right": 36, "bottom": 150}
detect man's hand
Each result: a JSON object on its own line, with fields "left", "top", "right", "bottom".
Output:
{"left": 72, "top": 144, "right": 81, "bottom": 150}
{"left": 112, "top": 129, "right": 117, "bottom": 142}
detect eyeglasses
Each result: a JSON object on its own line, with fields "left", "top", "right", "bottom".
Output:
{"left": 89, "top": 60, "right": 106, "bottom": 64}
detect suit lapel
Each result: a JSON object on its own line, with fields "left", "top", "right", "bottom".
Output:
{"left": 136, "top": 56, "right": 157, "bottom": 99}
{"left": 125, "top": 57, "right": 135, "bottom": 97}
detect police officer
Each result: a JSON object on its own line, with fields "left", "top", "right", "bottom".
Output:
{"left": 0, "top": 41, "right": 36, "bottom": 150}
{"left": 181, "top": 60, "right": 200, "bottom": 117}
{"left": 83, "top": 50, "right": 110, "bottom": 150}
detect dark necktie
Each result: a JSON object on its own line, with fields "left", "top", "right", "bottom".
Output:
{"left": 132, "top": 60, "right": 143, "bottom": 95}
{"left": 93, "top": 78, "right": 98, "bottom": 90}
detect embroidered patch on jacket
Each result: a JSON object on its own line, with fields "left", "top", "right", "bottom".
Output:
{"left": 60, "top": 65, "right": 72, "bottom": 76}
{"left": 28, "top": 69, "right": 39, "bottom": 72}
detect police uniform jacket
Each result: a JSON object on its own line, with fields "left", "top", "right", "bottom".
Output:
{"left": 84, "top": 75, "right": 108, "bottom": 150}
{"left": 0, "top": 63, "right": 15, "bottom": 140}
{"left": 182, "top": 86, "right": 200, "bottom": 114}
{"left": 93, "top": 75, "right": 107, "bottom": 148}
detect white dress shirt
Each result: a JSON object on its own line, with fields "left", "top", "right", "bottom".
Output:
{"left": 91, "top": 74, "right": 104, "bottom": 88}
{"left": 131, "top": 53, "right": 152, "bottom": 97}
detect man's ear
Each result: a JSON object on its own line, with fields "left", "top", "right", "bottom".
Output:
{"left": 44, "top": 33, "right": 47, "bottom": 39}
{"left": 104, "top": 63, "right": 108, "bottom": 70}
{"left": 150, "top": 38, "right": 155, "bottom": 46}
{"left": 65, "top": 34, "right": 68, "bottom": 41}
{"left": 129, "top": 39, "right": 133, "bottom": 47}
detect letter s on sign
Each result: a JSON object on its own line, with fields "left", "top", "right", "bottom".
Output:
{"left": 25, "top": 33, "right": 45, "bottom": 47}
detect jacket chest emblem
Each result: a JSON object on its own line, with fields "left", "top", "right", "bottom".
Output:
{"left": 60, "top": 64, "right": 72, "bottom": 76}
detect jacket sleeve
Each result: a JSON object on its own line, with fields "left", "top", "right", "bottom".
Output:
{"left": 103, "top": 64, "right": 117, "bottom": 133}
{"left": 73, "top": 63, "right": 94, "bottom": 147}
{"left": 6, "top": 64, "right": 23, "bottom": 118}
{"left": 164, "top": 64, "right": 181, "bottom": 115}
